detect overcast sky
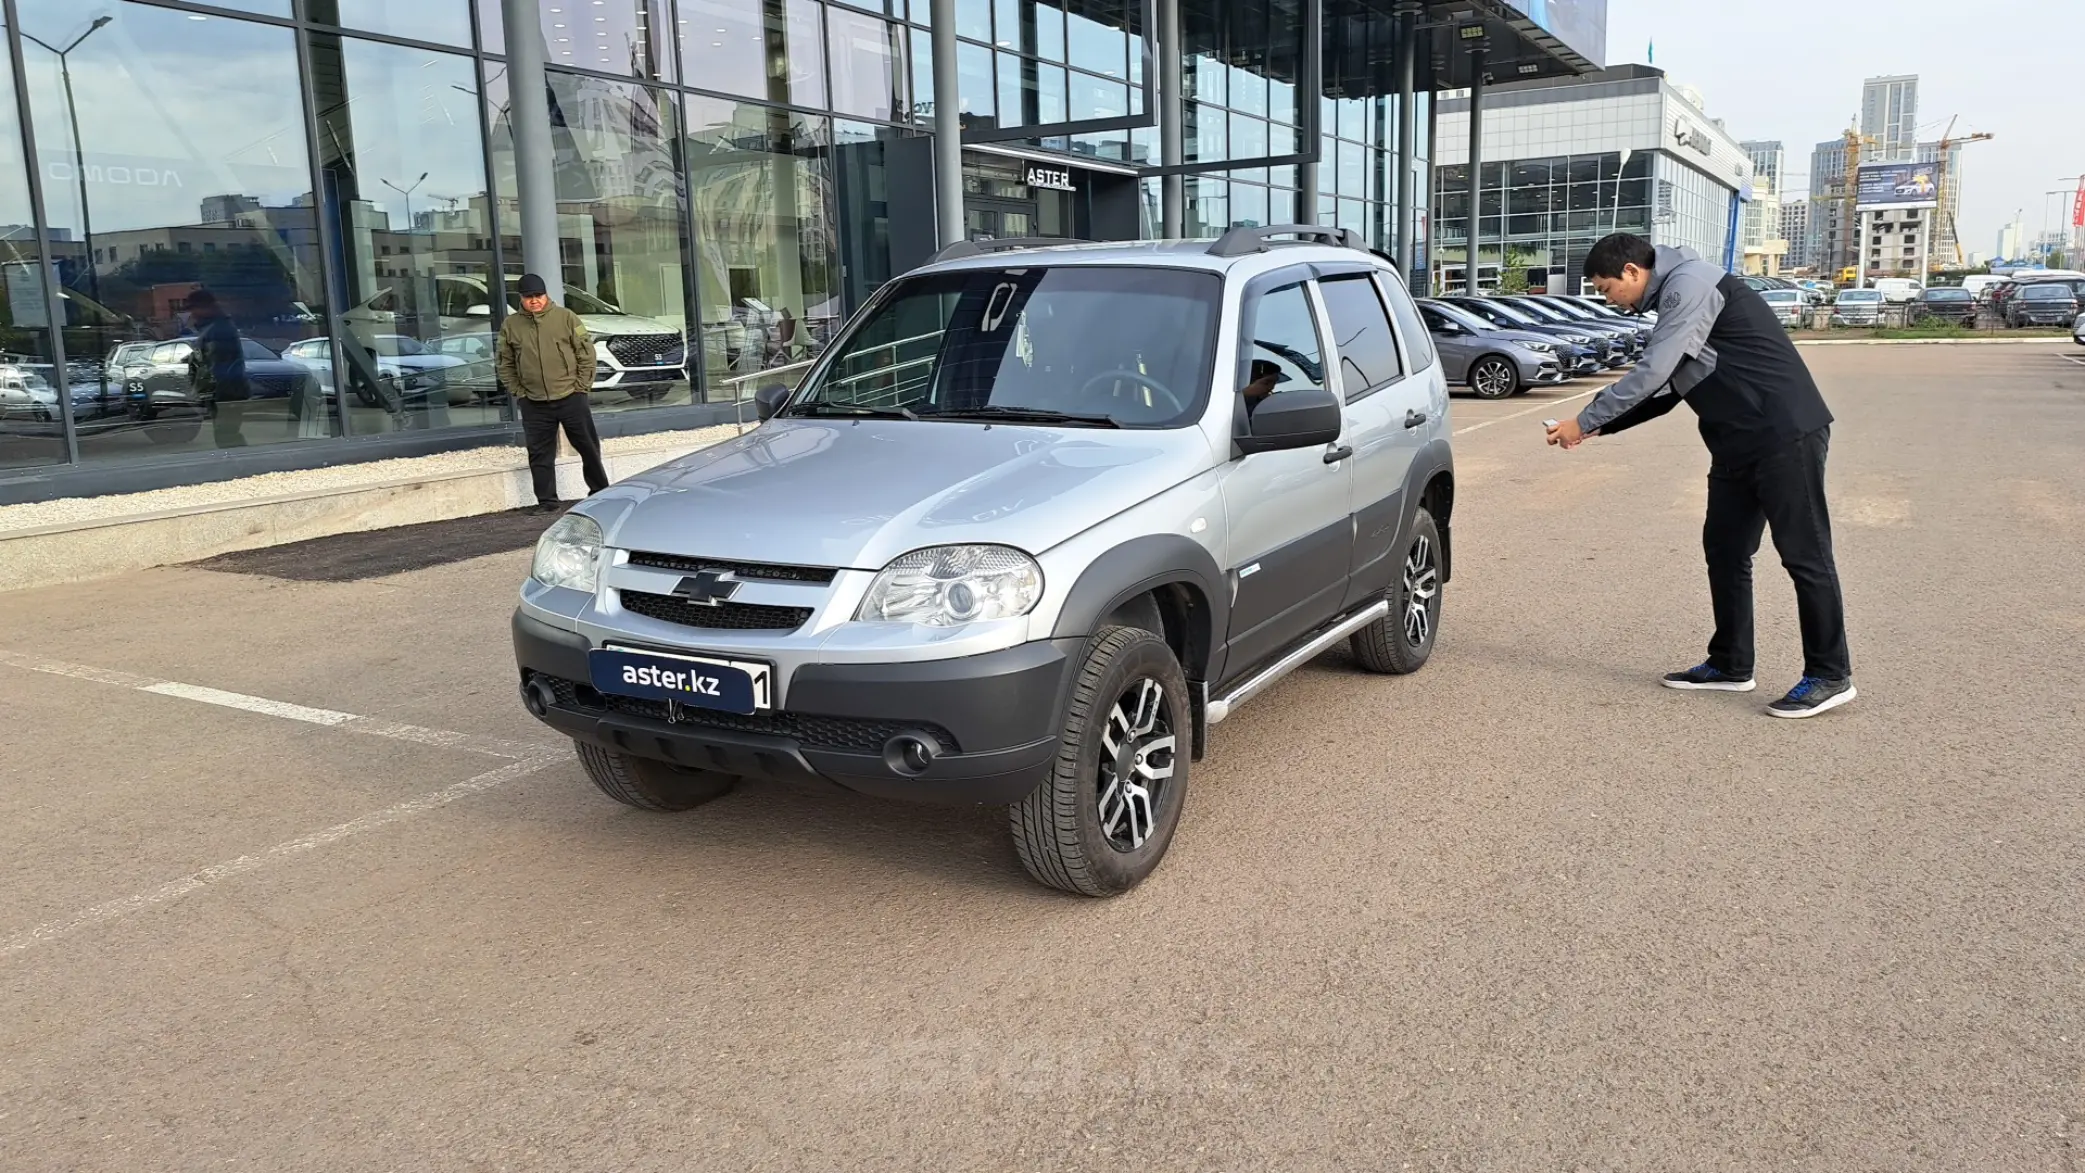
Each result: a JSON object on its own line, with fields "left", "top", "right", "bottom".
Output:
{"left": 1603, "top": 0, "right": 2083, "bottom": 259}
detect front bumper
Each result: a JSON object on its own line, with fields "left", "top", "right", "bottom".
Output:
{"left": 514, "top": 610, "right": 1073, "bottom": 805}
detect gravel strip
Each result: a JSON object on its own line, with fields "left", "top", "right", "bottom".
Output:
{"left": 0, "top": 425, "right": 741, "bottom": 534}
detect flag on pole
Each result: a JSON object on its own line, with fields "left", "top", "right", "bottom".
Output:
{"left": 1647, "top": 39, "right": 1654, "bottom": 64}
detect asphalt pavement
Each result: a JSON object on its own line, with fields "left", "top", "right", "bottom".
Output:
{"left": 2, "top": 344, "right": 2081, "bottom": 1171}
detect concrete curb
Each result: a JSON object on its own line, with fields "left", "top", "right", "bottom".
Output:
{"left": 1794, "top": 336, "right": 2079, "bottom": 346}
{"left": 0, "top": 434, "right": 734, "bottom": 593}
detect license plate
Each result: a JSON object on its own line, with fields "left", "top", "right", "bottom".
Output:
{"left": 588, "top": 647, "right": 772, "bottom": 715}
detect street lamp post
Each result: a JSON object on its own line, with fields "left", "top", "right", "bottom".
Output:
{"left": 381, "top": 171, "right": 430, "bottom": 236}
{"left": 21, "top": 16, "right": 112, "bottom": 301}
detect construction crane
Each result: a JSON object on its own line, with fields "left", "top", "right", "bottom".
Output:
{"left": 1927, "top": 116, "right": 1995, "bottom": 268}
{"left": 1829, "top": 126, "right": 1878, "bottom": 285}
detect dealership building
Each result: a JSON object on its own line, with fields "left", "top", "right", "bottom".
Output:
{"left": 0, "top": 0, "right": 1601, "bottom": 503}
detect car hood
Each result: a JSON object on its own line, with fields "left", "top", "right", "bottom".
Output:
{"left": 594, "top": 418, "right": 1217, "bottom": 571}
{"left": 580, "top": 313, "right": 682, "bottom": 339}
{"left": 1475, "top": 327, "right": 1570, "bottom": 349}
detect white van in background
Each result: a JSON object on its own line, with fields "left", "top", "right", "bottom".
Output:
{"left": 1871, "top": 278, "right": 1923, "bottom": 303}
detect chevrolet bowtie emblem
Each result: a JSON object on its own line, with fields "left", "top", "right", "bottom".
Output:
{"left": 671, "top": 568, "right": 740, "bottom": 606}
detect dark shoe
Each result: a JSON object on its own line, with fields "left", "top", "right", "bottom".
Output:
{"left": 1766, "top": 676, "right": 1856, "bottom": 719}
{"left": 1662, "top": 662, "right": 1756, "bottom": 692}
{"left": 531, "top": 500, "right": 567, "bottom": 514}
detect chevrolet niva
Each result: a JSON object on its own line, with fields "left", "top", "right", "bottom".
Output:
{"left": 514, "top": 226, "right": 1455, "bottom": 896}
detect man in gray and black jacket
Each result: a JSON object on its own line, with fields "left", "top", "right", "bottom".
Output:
{"left": 1545, "top": 233, "right": 1854, "bottom": 718}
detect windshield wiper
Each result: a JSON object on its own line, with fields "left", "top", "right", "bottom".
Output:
{"left": 788, "top": 402, "right": 920, "bottom": 421}
{"left": 923, "top": 405, "right": 1121, "bottom": 428}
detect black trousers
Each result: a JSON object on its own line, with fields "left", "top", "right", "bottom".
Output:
{"left": 1703, "top": 426, "right": 1851, "bottom": 681}
{"left": 519, "top": 394, "right": 610, "bottom": 505}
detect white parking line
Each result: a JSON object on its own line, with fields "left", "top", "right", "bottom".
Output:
{"left": 1454, "top": 385, "right": 1602, "bottom": 436}
{"left": 0, "top": 753, "right": 562, "bottom": 957}
{"left": 0, "top": 648, "right": 553, "bottom": 760}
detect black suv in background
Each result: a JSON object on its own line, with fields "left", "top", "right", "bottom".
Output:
{"left": 2006, "top": 282, "right": 2082, "bottom": 328}
{"left": 1910, "top": 286, "right": 1977, "bottom": 326}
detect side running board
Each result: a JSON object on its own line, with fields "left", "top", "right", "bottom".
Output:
{"left": 1203, "top": 601, "right": 1389, "bottom": 725}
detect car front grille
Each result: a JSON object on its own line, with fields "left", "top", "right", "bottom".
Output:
{"left": 626, "top": 551, "right": 838, "bottom": 584}
{"left": 603, "top": 335, "right": 686, "bottom": 368}
{"left": 621, "top": 589, "right": 813, "bottom": 632}
{"left": 538, "top": 674, "right": 958, "bottom": 753}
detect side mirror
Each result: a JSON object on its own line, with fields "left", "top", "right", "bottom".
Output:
{"left": 753, "top": 382, "right": 791, "bottom": 421}
{"left": 1237, "top": 388, "right": 1342, "bottom": 456}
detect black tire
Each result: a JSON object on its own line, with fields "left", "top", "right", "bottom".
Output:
{"left": 1011, "top": 626, "right": 1190, "bottom": 897}
{"left": 574, "top": 741, "right": 736, "bottom": 812}
{"left": 1350, "top": 507, "right": 1443, "bottom": 675}
{"left": 1468, "top": 355, "right": 1519, "bottom": 400}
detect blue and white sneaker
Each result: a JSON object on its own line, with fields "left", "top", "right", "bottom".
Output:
{"left": 1766, "top": 676, "right": 1857, "bottom": 719}
{"left": 1661, "top": 662, "right": 1756, "bottom": 692}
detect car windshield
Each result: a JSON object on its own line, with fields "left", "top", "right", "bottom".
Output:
{"left": 1536, "top": 299, "right": 1594, "bottom": 319}
{"left": 239, "top": 340, "right": 279, "bottom": 360}
{"left": 1839, "top": 291, "right": 1883, "bottom": 303}
{"left": 370, "top": 335, "right": 427, "bottom": 355}
{"left": 791, "top": 265, "right": 1220, "bottom": 428}
{"left": 1458, "top": 299, "right": 1540, "bottom": 327}
{"left": 1763, "top": 291, "right": 1801, "bottom": 302}
{"left": 1425, "top": 301, "right": 1497, "bottom": 333}
{"left": 1926, "top": 289, "right": 1971, "bottom": 300}
{"left": 503, "top": 283, "right": 623, "bottom": 316}
{"left": 2021, "top": 285, "right": 2073, "bottom": 300}
{"left": 1502, "top": 298, "right": 1570, "bottom": 322}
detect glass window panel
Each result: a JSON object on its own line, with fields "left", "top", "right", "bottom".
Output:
{"left": 537, "top": 0, "right": 671, "bottom": 79}
{"left": 518, "top": 73, "right": 693, "bottom": 413}
{"left": 994, "top": 0, "right": 1020, "bottom": 47}
{"left": 308, "top": 0, "right": 473, "bottom": 47}
{"left": 1037, "top": 63, "right": 1067, "bottom": 124}
{"left": 1186, "top": 176, "right": 1226, "bottom": 238}
{"left": 829, "top": 10, "right": 905, "bottom": 121}
{"left": 832, "top": 120, "right": 897, "bottom": 318}
{"left": 1339, "top": 198, "right": 1366, "bottom": 240}
{"left": 17, "top": 0, "right": 332, "bottom": 462}
{"left": 313, "top": 36, "right": 503, "bottom": 436}
{"left": 1187, "top": 102, "right": 1223, "bottom": 162}
{"left": 1035, "top": 0, "right": 1065, "bottom": 60}
{"left": 1230, "top": 66, "right": 1266, "bottom": 116}
{"left": 907, "top": 19, "right": 933, "bottom": 123}
{"left": 685, "top": 98, "right": 839, "bottom": 401}
{"left": 679, "top": 0, "right": 820, "bottom": 105}
{"left": 1067, "top": 4, "right": 1126, "bottom": 78}
{"left": 0, "top": 39, "right": 65, "bottom": 469}
{"left": 956, "top": 0, "right": 991, "bottom": 41}
{"left": 1242, "top": 283, "right": 1322, "bottom": 397}
{"left": 1318, "top": 274, "right": 1399, "bottom": 396}
{"left": 1230, "top": 183, "right": 1268, "bottom": 228}
{"left": 1069, "top": 72, "right": 1126, "bottom": 121}
{"left": 996, "top": 50, "right": 1026, "bottom": 126}
{"left": 475, "top": 0, "right": 506, "bottom": 53}
{"left": 957, "top": 41, "right": 995, "bottom": 119}
{"left": 1267, "top": 76, "right": 1294, "bottom": 127}
{"left": 1230, "top": 112, "right": 1266, "bottom": 182}
{"left": 1338, "top": 140, "right": 1364, "bottom": 201}
{"left": 1187, "top": 55, "right": 1223, "bottom": 106}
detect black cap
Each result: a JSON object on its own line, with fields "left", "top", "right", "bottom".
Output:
{"left": 517, "top": 273, "right": 548, "bottom": 297}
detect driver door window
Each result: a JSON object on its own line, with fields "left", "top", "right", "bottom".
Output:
{"left": 1242, "top": 283, "right": 1327, "bottom": 409}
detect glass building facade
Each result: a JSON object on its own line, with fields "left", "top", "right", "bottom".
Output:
{"left": 0, "top": 0, "right": 1569, "bottom": 500}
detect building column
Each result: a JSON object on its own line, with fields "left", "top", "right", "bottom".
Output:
{"left": 929, "top": 0, "right": 966, "bottom": 247}
{"left": 501, "top": 0, "right": 563, "bottom": 300}
{"left": 1464, "top": 47, "right": 1485, "bottom": 295}
{"left": 1295, "top": 0, "right": 1322, "bottom": 225}
{"left": 1158, "top": 0, "right": 1184, "bottom": 236}
{"left": 1393, "top": 2, "right": 1418, "bottom": 278}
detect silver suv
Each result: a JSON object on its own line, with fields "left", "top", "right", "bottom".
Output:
{"left": 513, "top": 227, "right": 1456, "bottom": 896}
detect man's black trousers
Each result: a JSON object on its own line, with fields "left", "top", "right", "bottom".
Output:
{"left": 1702, "top": 426, "right": 1851, "bottom": 681}
{"left": 518, "top": 394, "right": 610, "bottom": 505}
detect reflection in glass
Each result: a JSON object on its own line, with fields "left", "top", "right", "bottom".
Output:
{"left": 17, "top": 0, "right": 334, "bottom": 462}
{"left": 680, "top": 0, "right": 824, "bottom": 106}
{"left": 828, "top": 10, "right": 904, "bottom": 121}
{"left": 955, "top": 0, "right": 989, "bottom": 41}
{"left": 475, "top": 0, "right": 505, "bottom": 53}
{"left": 307, "top": 0, "right": 473, "bottom": 47}
{"left": 684, "top": 97, "right": 839, "bottom": 401}
{"left": 312, "top": 34, "right": 502, "bottom": 436}
{"left": 1066, "top": 2, "right": 1125, "bottom": 78}
{"left": 1230, "top": 183, "right": 1268, "bottom": 229}
{"left": 832, "top": 120, "right": 899, "bottom": 319}
{"left": 536, "top": 0, "right": 671, "bottom": 79}
{"left": 957, "top": 41, "right": 994, "bottom": 121}
{"left": 0, "top": 41, "right": 65, "bottom": 470}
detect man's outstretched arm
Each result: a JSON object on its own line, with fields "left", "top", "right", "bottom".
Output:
{"left": 1576, "top": 269, "right": 1726, "bottom": 436}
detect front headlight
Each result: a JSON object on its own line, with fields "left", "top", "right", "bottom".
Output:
{"left": 857, "top": 544, "right": 1044, "bottom": 626}
{"left": 532, "top": 512, "right": 604, "bottom": 592}
{"left": 1517, "top": 340, "right": 1556, "bottom": 353}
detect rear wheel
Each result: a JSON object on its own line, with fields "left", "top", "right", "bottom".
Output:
{"left": 575, "top": 741, "right": 736, "bottom": 811}
{"left": 1011, "top": 626, "right": 1190, "bottom": 897}
{"left": 1350, "top": 507, "right": 1443, "bottom": 675}
{"left": 1468, "top": 356, "right": 1519, "bottom": 400}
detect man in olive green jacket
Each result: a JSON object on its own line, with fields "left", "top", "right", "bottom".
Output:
{"left": 497, "top": 273, "right": 610, "bottom": 511}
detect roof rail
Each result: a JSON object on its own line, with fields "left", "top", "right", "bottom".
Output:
{"left": 926, "top": 237, "right": 1097, "bottom": 265}
{"left": 1206, "top": 224, "right": 1366, "bottom": 258}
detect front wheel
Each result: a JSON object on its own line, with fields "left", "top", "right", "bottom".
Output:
{"left": 575, "top": 742, "right": 736, "bottom": 811}
{"left": 1351, "top": 507, "right": 1443, "bottom": 675}
{"left": 1011, "top": 626, "right": 1190, "bottom": 897}
{"left": 1468, "top": 355, "right": 1519, "bottom": 400}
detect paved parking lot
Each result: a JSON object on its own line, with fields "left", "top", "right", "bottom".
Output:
{"left": 3, "top": 344, "right": 2081, "bottom": 1171}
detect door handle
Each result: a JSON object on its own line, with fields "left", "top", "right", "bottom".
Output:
{"left": 1323, "top": 444, "right": 1353, "bottom": 464}
{"left": 1404, "top": 409, "right": 1429, "bottom": 429}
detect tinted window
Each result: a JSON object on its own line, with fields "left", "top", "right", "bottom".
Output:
{"left": 800, "top": 266, "right": 1220, "bottom": 428}
{"left": 240, "top": 340, "right": 278, "bottom": 360}
{"left": 2022, "top": 285, "right": 2072, "bottom": 300}
{"left": 1242, "top": 283, "right": 1327, "bottom": 400}
{"left": 1380, "top": 276, "right": 1437, "bottom": 371}
{"left": 1319, "top": 277, "right": 1401, "bottom": 398}
{"left": 1926, "top": 288, "right": 1971, "bottom": 301}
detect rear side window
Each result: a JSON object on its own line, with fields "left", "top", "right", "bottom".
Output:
{"left": 1378, "top": 273, "right": 1436, "bottom": 372}
{"left": 1318, "top": 276, "right": 1401, "bottom": 399}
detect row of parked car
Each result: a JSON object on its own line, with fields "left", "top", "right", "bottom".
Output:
{"left": 1415, "top": 293, "right": 1651, "bottom": 399}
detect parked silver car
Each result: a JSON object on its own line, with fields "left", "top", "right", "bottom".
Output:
{"left": 513, "top": 228, "right": 1457, "bottom": 896}
{"left": 1416, "top": 298, "right": 1563, "bottom": 398}
{"left": 1831, "top": 289, "right": 1885, "bottom": 326}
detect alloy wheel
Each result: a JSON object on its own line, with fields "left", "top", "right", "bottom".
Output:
{"left": 1402, "top": 534, "right": 1439, "bottom": 648}
{"left": 1096, "top": 678, "right": 1176, "bottom": 853}
{"left": 1471, "top": 358, "right": 1515, "bottom": 399}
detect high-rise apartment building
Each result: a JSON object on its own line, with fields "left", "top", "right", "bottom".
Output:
{"left": 1998, "top": 219, "right": 2025, "bottom": 262}
{"left": 1861, "top": 75, "right": 1919, "bottom": 162}
{"left": 1780, "top": 199, "right": 1811, "bottom": 270}
{"left": 1809, "top": 138, "right": 1852, "bottom": 274}
{"left": 1741, "top": 140, "right": 1784, "bottom": 196}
